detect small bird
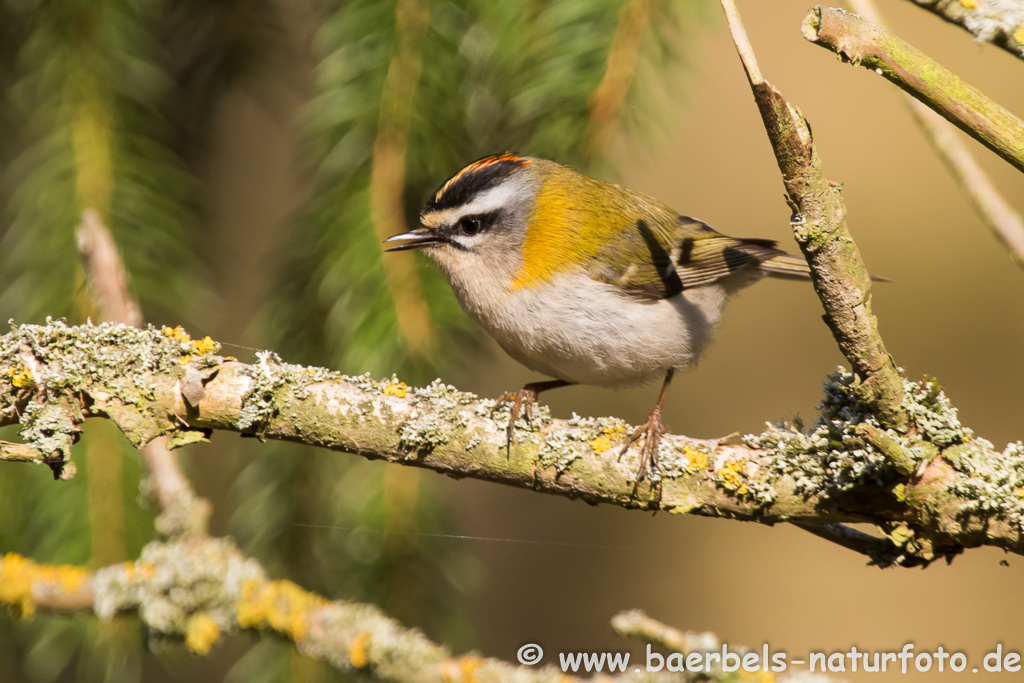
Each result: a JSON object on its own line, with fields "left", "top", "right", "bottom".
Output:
{"left": 386, "top": 154, "right": 811, "bottom": 491}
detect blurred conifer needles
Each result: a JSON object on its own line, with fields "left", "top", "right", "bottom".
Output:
{"left": 0, "top": 0, "right": 704, "bottom": 681}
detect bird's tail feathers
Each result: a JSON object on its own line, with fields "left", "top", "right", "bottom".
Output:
{"left": 759, "top": 252, "right": 812, "bottom": 280}
{"left": 760, "top": 251, "right": 889, "bottom": 282}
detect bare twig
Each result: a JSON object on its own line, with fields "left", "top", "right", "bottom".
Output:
{"left": 0, "top": 440, "right": 47, "bottom": 465}
{"left": 903, "top": 0, "right": 1024, "bottom": 61}
{"left": 718, "top": 0, "right": 907, "bottom": 431}
{"left": 803, "top": 6, "right": 1024, "bottom": 174}
{"left": 847, "top": 0, "right": 1024, "bottom": 270}
{"left": 76, "top": 210, "right": 210, "bottom": 538}
{"left": 791, "top": 523, "right": 910, "bottom": 566}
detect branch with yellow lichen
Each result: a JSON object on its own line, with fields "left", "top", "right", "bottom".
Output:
{"left": 3, "top": 322, "right": 1024, "bottom": 568}
{"left": 0, "top": 541, "right": 836, "bottom": 682}
{"left": 903, "top": 0, "right": 1024, "bottom": 61}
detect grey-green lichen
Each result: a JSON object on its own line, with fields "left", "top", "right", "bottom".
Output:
{"left": 947, "top": 439, "right": 1024, "bottom": 531}
{"left": 745, "top": 367, "right": 978, "bottom": 501}
{"left": 746, "top": 368, "right": 894, "bottom": 496}
{"left": 2, "top": 320, "right": 223, "bottom": 463}
{"left": 93, "top": 537, "right": 264, "bottom": 640}
{"left": 536, "top": 412, "right": 616, "bottom": 474}
{"left": 902, "top": 375, "right": 971, "bottom": 448}
{"left": 398, "top": 413, "right": 449, "bottom": 453}
{"left": 236, "top": 350, "right": 287, "bottom": 434}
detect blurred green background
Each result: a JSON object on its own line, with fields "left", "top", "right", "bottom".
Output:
{"left": 1, "top": 0, "right": 1023, "bottom": 682}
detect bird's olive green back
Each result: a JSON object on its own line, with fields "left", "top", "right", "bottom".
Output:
{"left": 513, "top": 161, "right": 803, "bottom": 299}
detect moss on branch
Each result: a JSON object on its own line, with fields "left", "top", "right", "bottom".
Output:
{"left": 803, "top": 6, "right": 1024, "bottom": 174}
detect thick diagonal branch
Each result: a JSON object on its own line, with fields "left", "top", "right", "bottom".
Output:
{"left": 718, "top": 0, "right": 907, "bottom": 431}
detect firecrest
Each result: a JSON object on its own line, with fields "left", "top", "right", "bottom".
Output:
{"left": 386, "top": 154, "right": 812, "bottom": 492}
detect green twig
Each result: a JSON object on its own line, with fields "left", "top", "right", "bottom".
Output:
{"left": 803, "top": 6, "right": 1024, "bottom": 174}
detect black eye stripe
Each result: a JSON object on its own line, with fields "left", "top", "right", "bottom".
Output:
{"left": 456, "top": 211, "right": 498, "bottom": 236}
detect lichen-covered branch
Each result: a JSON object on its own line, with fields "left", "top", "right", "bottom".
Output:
{"left": 718, "top": 0, "right": 907, "bottom": 432}
{"left": 0, "top": 542, "right": 828, "bottom": 682}
{"left": 803, "top": 6, "right": 1024, "bottom": 174}
{"left": 847, "top": 0, "right": 1024, "bottom": 270}
{"left": 904, "top": 0, "right": 1024, "bottom": 61}
{"left": 2, "top": 322, "right": 1024, "bottom": 567}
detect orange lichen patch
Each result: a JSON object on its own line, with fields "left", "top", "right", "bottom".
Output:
{"left": 440, "top": 656, "right": 483, "bottom": 682}
{"left": 236, "top": 578, "right": 329, "bottom": 642}
{"left": 742, "top": 671, "right": 775, "bottom": 683}
{"left": 0, "top": 553, "right": 91, "bottom": 616}
{"left": 1014, "top": 23, "right": 1024, "bottom": 45}
{"left": 684, "top": 446, "right": 708, "bottom": 473}
{"left": 383, "top": 382, "right": 408, "bottom": 398}
{"left": 186, "top": 613, "right": 221, "bottom": 655}
{"left": 223, "top": 356, "right": 238, "bottom": 362}
{"left": 717, "top": 460, "right": 748, "bottom": 494}
{"left": 348, "top": 631, "right": 370, "bottom": 668}
{"left": 163, "top": 325, "right": 191, "bottom": 342}
{"left": 178, "top": 355, "right": 192, "bottom": 366}
{"left": 590, "top": 424, "right": 627, "bottom": 454}
{"left": 5, "top": 365, "right": 35, "bottom": 388}
{"left": 958, "top": 0, "right": 977, "bottom": 7}
{"left": 0, "top": 554, "right": 36, "bottom": 615}
{"left": 191, "top": 336, "right": 216, "bottom": 356}
{"left": 122, "top": 561, "right": 157, "bottom": 582}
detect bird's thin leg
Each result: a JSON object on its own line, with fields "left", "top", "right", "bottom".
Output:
{"left": 493, "top": 379, "right": 574, "bottom": 453}
{"left": 618, "top": 369, "right": 674, "bottom": 495}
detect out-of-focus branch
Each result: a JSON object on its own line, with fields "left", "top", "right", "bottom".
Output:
{"left": 904, "top": 0, "right": 1024, "bottom": 61}
{"left": 718, "top": 0, "right": 907, "bottom": 431}
{"left": 803, "top": 6, "right": 1024, "bottom": 174}
{"left": 369, "top": 0, "right": 437, "bottom": 359}
{"left": 587, "top": 0, "right": 655, "bottom": 151}
{"left": 847, "top": 0, "right": 1024, "bottom": 270}
{"left": 76, "top": 209, "right": 210, "bottom": 538}
{"left": 4, "top": 322, "right": 1024, "bottom": 567}
{"left": 0, "top": 543, "right": 825, "bottom": 682}
{"left": 76, "top": 209, "right": 143, "bottom": 327}
{"left": 611, "top": 610, "right": 719, "bottom": 654}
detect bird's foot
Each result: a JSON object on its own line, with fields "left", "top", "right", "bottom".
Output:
{"left": 492, "top": 379, "right": 573, "bottom": 455}
{"left": 618, "top": 407, "right": 666, "bottom": 499}
{"left": 493, "top": 386, "right": 537, "bottom": 452}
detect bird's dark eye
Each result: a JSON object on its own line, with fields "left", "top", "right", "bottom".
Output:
{"left": 460, "top": 217, "right": 482, "bottom": 236}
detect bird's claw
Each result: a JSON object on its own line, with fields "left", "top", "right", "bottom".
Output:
{"left": 618, "top": 407, "right": 666, "bottom": 499}
{"left": 492, "top": 387, "right": 538, "bottom": 454}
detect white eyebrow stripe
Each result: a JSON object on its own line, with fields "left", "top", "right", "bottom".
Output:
{"left": 421, "top": 183, "right": 520, "bottom": 226}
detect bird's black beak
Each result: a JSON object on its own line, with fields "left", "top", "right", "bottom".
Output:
{"left": 384, "top": 228, "right": 442, "bottom": 252}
